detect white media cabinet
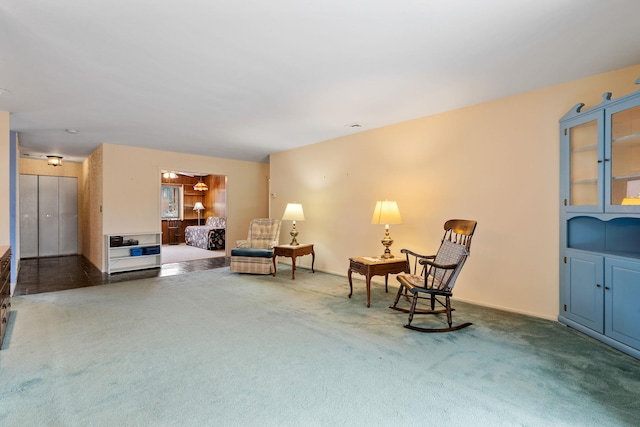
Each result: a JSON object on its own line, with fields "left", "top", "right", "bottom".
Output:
{"left": 105, "top": 232, "right": 162, "bottom": 274}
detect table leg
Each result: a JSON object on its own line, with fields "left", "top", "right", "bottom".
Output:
{"left": 385, "top": 273, "right": 389, "bottom": 293}
{"left": 366, "top": 274, "right": 372, "bottom": 308}
{"left": 272, "top": 256, "right": 277, "bottom": 277}
{"left": 311, "top": 250, "right": 315, "bottom": 273}
{"left": 291, "top": 256, "right": 296, "bottom": 279}
{"left": 348, "top": 268, "right": 353, "bottom": 298}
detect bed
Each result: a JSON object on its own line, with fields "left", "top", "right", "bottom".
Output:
{"left": 184, "top": 217, "right": 226, "bottom": 250}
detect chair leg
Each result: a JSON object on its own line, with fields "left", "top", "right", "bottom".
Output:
{"left": 390, "top": 283, "right": 404, "bottom": 309}
{"left": 406, "top": 294, "right": 419, "bottom": 328}
{"left": 430, "top": 294, "right": 436, "bottom": 310}
{"left": 445, "top": 296, "right": 452, "bottom": 327}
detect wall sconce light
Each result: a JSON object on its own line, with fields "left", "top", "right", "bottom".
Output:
{"left": 47, "top": 156, "right": 63, "bottom": 167}
{"left": 193, "top": 202, "right": 205, "bottom": 225}
{"left": 371, "top": 200, "right": 402, "bottom": 259}
{"left": 282, "top": 203, "right": 305, "bottom": 245}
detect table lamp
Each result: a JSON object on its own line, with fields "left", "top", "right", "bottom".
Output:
{"left": 371, "top": 200, "right": 402, "bottom": 259}
{"left": 282, "top": 203, "right": 305, "bottom": 245}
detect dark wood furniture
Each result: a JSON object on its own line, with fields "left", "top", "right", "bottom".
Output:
{"left": 272, "top": 244, "right": 315, "bottom": 279}
{"left": 1, "top": 245, "right": 11, "bottom": 349}
{"left": 348, "top": 256, "right": 408, "bottom": 307}
{"left": 390, "top": 219, "right": 477, "bottom": 332}
{"left": 167, "top": 219, "right": 181, "bottom": 245}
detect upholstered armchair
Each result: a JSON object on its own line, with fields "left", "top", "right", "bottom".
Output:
{"left": 230, "top": 218, "right": 281, "bottom": 274}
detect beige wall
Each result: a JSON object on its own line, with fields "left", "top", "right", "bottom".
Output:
{"left": 270, "top": 64, "right": 640, "bottom": 320}
{"left": 99, "top": 144, "right": 269, "bottom": 270}
{"left": 0, "top": 112, "right": 8, "bottom": 245}
{"left": 83, "top": 146, "right": 103, "bottom": 269}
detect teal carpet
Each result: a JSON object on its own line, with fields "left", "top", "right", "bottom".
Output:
{"left": 1, "top": 266, "right": 639, "bottom": 426}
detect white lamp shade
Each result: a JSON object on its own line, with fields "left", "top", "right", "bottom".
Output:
{"left": 282, "top": 203, "right": 305, "bottom": 221}
{"left": 371, "top": 201, "right": 402, "bottom": 225}
{"left": 193, "top": 202, "right": 205, "bottom": 211}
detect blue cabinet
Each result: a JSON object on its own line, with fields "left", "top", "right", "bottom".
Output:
{"left": 559, "top": 78, "right": 640, "bottom": 359}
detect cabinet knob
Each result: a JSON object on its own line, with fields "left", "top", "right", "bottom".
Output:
{"left": 596, "top": 284, "right": 601, "bottom": 288}
{"left": 605, "top": 286, "right": 610, "bottom": 290}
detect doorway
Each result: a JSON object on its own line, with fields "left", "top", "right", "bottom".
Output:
{"left": 159, "top": 171, "right": 227, "bottom": 264}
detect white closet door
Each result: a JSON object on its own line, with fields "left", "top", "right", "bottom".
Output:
{"left": 19, "top": 174, "right": 39, "bottom": 258}
{"left": 58, "top": 177, "right": 78, "bottom": 255}
{"left": 38, "top": 176, "right": 60, "bottom": 257}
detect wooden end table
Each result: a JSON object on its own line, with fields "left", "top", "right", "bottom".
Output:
{"left": 272, "top": 244, "right": 315, "bottom": 279}
{"left": 348, "top": 257, "right": 409, "bottom": 307}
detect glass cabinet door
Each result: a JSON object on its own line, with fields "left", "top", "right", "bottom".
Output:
{"left": 609, "top": 104, "right": 640, "bottom": 208}
{"left": 566, "top": 115, "right": 602, "bottom": 211}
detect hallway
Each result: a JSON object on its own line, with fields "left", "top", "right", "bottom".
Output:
{"left": 15, "top": 255, "right": 229, "bottom": 296}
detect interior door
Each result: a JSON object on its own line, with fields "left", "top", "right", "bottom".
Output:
{"left": 58, "top": 176, "right": 78, "bottom": 255}
{"left": 38, "top": 176, "right": 60, "bottom": 257}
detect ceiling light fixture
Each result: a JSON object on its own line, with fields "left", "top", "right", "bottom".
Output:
{"left": 47, "top": 156, "right": 63, "bottom": 167}
{"left": 65, "top": 129, "right": 79, "bottom": 134}
{"left": 193, "top": 176, "right": 208, "bottom": 191}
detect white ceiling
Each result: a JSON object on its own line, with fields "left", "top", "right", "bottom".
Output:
{"left": 2, "top": 1, "right": 640, "bottom": 164}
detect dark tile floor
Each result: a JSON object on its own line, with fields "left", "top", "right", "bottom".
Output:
{"left": 15, "top": 255, "right": 230, "bottom": 296}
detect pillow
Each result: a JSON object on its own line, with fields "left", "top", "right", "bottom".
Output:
{"left": 206, "top": 217, "right": 226, "bottom": 228}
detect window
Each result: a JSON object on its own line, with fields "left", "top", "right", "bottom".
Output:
{"left": 161, "top": 185, "right": 182, "bottom": 219}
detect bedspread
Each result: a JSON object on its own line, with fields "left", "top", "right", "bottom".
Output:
{"left": 185, "top": 217, "right": 226, "bottom": 250}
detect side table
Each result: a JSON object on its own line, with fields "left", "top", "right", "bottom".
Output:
{"left": 272, "top": 244, "right": 315, "bottom": 279}
{"left": 348, "top": 257, "right": 408, "bottom": 307}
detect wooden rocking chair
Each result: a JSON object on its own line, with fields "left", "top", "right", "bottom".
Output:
{"left": 389, "top": 219, "right": 477, "bottom": 332}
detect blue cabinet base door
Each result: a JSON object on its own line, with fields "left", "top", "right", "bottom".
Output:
{"left": 563, "top": 251, "right": 603, "bottom": 334}
{"left": 605, "top": 258, "right": 640, "bottom": 350}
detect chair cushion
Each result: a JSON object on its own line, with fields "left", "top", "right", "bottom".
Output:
{"left": 398, "top": 273, "right": 446, "bottom": 292}
{"left": 247, "top": 219, "right": 281, "bottom": 249}
{"left": 230, "top": 248, "right": 273, "bottom": 258}
{"left": 432, "top": 240, "right": 467, "bottom": 284}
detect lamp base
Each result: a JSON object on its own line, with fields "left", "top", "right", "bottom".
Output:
{"left": 289, "top": 226, "right": 300, "bottom": 246}
{"left": 380, "top": 231, "right": 394, "bottom": 259}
